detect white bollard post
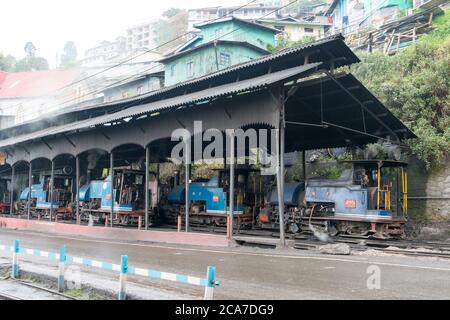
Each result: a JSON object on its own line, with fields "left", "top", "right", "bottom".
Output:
{"left": 11, "top": 239, "right": 19, "bottom": 279}
{"left": 118, "top": 255, "right": 128, "bottom": 300}
{"left": 58, "top": 245, "right": 66, "bottom": 292}
{"left": 203, "top": 266, "right": 216, "bottom": 300}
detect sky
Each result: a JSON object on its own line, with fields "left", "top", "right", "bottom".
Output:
{"left": 0, "top": 0, "right": 244, "bottom": 69}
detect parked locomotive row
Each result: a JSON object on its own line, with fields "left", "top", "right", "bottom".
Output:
{"left": 0, "top": 147, "right": 410, "bottom": 240}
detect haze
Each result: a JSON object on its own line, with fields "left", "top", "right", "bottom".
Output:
{"left": 0, "top": 0, "right": 243, "bottom": 68}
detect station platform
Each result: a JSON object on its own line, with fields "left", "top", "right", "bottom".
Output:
{"left": 0, "top": 217, "right": 229, "bottom": 248}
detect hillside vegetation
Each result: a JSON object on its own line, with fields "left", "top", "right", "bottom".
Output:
{"left": 349, "top": 9, "right": 450, "bottom": 170}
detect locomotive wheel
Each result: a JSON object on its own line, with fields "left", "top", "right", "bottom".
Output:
{"left": 346, "top": 225, "right": 369, "bottom": 236}
{"left": 327, "top": 224, "right": 339, "bottom": 237}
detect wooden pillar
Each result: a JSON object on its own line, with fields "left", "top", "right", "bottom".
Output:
{"left": 145, "top": 146, "right": 150, "bottom": 230}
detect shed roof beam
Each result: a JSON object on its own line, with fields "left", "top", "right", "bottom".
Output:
{"left": 325, "top": 71, "right": 399, "bottom": 140}
{"left": 62, "top": 133, "right": 76, "bottom": 148}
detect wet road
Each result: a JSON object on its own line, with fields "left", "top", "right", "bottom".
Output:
{"left": 0, "top": 229, "right": 449, "bottom": 299}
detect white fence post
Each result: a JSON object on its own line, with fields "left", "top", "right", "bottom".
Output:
{"left": 118, "top": 255, "right": 128, "bottom": 300}
{"left": 58, "top": 245, "right": 66, "bottom": 292}
{"left": 11, "top": 239, "right": 19, "bottom": 279}
{"left": 203, "top": 265, "right": 216, "bottom": 300}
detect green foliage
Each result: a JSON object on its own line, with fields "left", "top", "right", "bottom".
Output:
{"left": 24, "top": 41, "right": 36, "bottom": 58}
{"left": 191, "top": 162, "right": 224, "bottom": 180}
{"left": 154, "top": 9, "right": 188, "bottom": 51}
{"left": 267, "top": 35, "right": 317, "bottom": 53}
{"left": 0, "top": 53, "right": 16, "bottom": 71}
{"left": 60, "top": 41, "right": 78, "bottom": 68}
{"left": 15, "top": 56, "right": 49, "bottom": 71}
{"left": 316, "top": 165, "right": 343, "bottom": 180}
{"left": 349, "top": 10, "right": 450, "bottom": 170}
{"left": 162, "top": 8, "right": 182, "bottom": 19}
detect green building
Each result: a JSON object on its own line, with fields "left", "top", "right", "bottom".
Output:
{"left": 161, "top": 17, "right": 279, "bottom": 86}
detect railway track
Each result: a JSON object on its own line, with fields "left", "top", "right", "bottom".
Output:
{"left": 0, "top": 279, "right": 77, "bottom": 300}
{"left": 0, "top": 291, "right": 23, "bottom": 300}
{"left": 193, "top": 225, "right": 450, "bottom": 258}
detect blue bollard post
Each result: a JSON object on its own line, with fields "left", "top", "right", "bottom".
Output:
{"left": 58, "top": 245, "right": 66, "bottom": 292}
{"left": 11, "top": 240, "right": 19, "bottom": 279}
{"left": 203, "top": 266, "right": 216, "bottom": 300}
{"left": 118, "top": 255, "right": 128, "bottom": 300}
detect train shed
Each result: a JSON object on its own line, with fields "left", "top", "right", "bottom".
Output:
{"left": 0, "top": 35, "right": 415, "bottom": 246}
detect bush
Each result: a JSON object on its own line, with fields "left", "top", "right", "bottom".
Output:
{"left": 349, "top": 12, "right": 450, "bottom": 170}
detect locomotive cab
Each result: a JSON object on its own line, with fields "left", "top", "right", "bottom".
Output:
{"left": 79, "top": 169, "right": 157, "bottom": 226}
{"left": 305, "top": 160, "right": 408, "bottom": 238}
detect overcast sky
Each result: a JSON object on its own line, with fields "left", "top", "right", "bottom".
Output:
{"left": 0, "top": 0, "right": 243, "bottom": 69}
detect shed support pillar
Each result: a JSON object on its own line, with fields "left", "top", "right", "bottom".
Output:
{"left": 75, "top": 155, "right": 80, "bottom": 225}
{"left": 302, "top": 151, "right": 307, "bottom": 181}
{"left": 27, "top": 162, "right": 32, "bottom": 220}
{"left": 185, "top": 139, "right": 190, "bottom": 232}
{"left": 277, "top": 88, "right": 286, "bottom": 247}
{"left": 145, "top": 146, "right": 150, "bottom": 230}
{"left": 228, "top": 130, "right": 235, "bottom": 240}
{"left": 50, "top": 160, "right": 55, "bottom": 222}
{"left": 110, "top": 152, "right": 114, "bottom": 228}
{"left": 10, "top": 165, "right": 14, "bottom": 215}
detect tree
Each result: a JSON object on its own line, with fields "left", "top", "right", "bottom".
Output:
{"left": 163, "top": 8, "right": 182, "bottom": 19}
{"left": 14, "top": 41, "right": 49, "bottom": 71}
{"left": 348, "top": 16, "right": 450, "bottom": 170}
{"left": 155, "top": 9, "right": 188, "bottom": 52}
{"left": 60, "top": 41, "right": 78, "bottom": 68}
{"left": 24, "top": 42, "right": 36, "bottom": 58}
{"left": 15, "top": 56, "right": 49, "bottom": 71}
{"left": 0, "top": 53, "right": 16, "bottom": 71}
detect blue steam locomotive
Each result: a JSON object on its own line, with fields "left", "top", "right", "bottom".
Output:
{"left": 18, "top": 172, "right": 74, "bottom": 218}
{"left": 258, "top": 160, "right": 408, "bottom": 238}
{"left": 78, "top": 169, "right": 158, "bottom": 225}
{"left": 162, "top": 168, "right": 258, "bottom": 227}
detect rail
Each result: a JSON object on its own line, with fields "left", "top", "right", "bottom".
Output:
{"left": 0, "top": 240, "right": 219, "bottom": 300}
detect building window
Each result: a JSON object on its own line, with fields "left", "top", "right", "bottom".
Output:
{"left": 186, "top": 61, "right": 194, "bottom": 78}
{"left": 304, "top": 27, "right": 314, "bottom": 33}
{"left": 170, "top": 65, "right": 176, "bottom": 77}
{"left": 274, "top": 25, "right": 285, "bottom": 31}
{"left": 219, "top": 53, "right": 231, "bottom": 67}
{"left": 137, "top": 86, "right": 143, "bottom": 95}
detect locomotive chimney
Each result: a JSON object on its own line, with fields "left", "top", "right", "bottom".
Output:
{"left": 174, "top": 170, "right": 180, "bottom": 186}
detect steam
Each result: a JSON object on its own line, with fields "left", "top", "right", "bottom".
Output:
{"left": 87, "top": 150, "right": 104, "bottom": 170}
{"left": 309, "top": 224, "right": 331, "bottom": 242}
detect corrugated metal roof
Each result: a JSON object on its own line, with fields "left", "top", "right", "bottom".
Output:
{"left": 0, "top": 34, "right": 357, "bottom": 136}
{"left": 0, "top": 63, "right": 321, "bottom": 148}
{"left": 0, "top": 69, "right": 83, "bottom": 98}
